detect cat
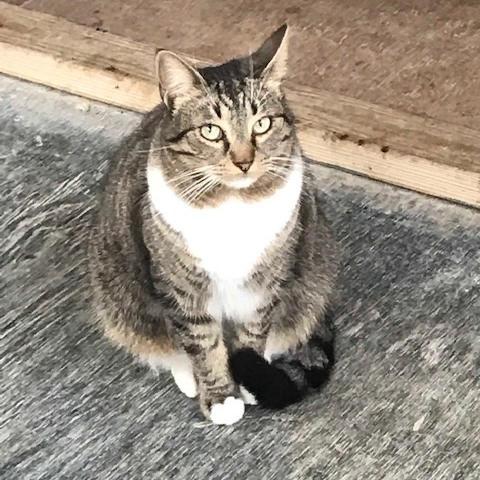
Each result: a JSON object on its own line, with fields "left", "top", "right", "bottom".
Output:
{"left": 89, "top": 24, "right": 339, "bottom": 425}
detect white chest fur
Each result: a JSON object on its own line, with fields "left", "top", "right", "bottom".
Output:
{"left": 147, "top": 162, "right": 303, "bottom": 322}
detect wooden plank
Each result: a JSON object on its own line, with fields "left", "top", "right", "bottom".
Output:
{"left": 299, "top": 128, "right": 480, "bottom": 208}
{"left": 0, "top": 2, "right": 479, "bottom": 208}
{"left": 0, "top": 41, "right": 159, "bottom": 112}
{"left": 290, "top": 87, "right": 480, "bottom": 175}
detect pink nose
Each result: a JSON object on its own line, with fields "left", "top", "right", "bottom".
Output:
{"left": 231, "top": 143, "right": 254, "bottom": 173}
{"left": 232, "top": 159, "right": 253, "bottom": 173}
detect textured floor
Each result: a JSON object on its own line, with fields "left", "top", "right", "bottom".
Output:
{"left": 1, "top": 75, "right": 479, "bottom": 480}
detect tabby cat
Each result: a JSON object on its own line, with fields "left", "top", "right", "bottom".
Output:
{"left": 89, "top": 25, "right": 338, "bottom": 425}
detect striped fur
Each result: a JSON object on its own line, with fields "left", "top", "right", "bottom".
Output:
{"left": 89, "top": 25, "right": 339, "bottom": 424}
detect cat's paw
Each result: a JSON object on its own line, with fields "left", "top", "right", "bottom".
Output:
{"left": 240, "top": 385, "right": 258, "bottom": 405}
{"left": 209, "top": 396, "right": 245, "bottom": 425}
{"left": 168, "top": 355, "right": 198, "bottom": 398}
{"left": 172, "top": 369, "right": 198, "bottom": 398}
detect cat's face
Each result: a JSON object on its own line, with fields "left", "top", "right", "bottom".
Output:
{"left": 150, "top": 25, "right": 300, "bottom": 205}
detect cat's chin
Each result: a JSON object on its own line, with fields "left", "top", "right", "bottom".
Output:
{"left": 223, "top": 176, "right": 259, "bottom": 190}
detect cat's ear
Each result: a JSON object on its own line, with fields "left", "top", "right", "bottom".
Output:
{"left": 154, "top": 50, "right": 205, "bottom": 110}
{"left": 250, "top": 24, "right": 289, "bottom": 90}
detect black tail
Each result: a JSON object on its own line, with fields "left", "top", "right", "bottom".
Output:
{"left": 229, "top": 336, "right": 335, "bottom": 409}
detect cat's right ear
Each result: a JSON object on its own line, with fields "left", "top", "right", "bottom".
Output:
{"left": 154, "top": 50, "right": 205, "bottom": 110}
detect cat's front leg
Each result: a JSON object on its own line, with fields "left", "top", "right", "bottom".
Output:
{"left": 172, "top": 315, "right": 245, "bottom": 425}
{"left": 230, "top": 315, "right": 272, "bottom": 405}
{"left": 231, "top": 315, "right": 271, "bottom": 355}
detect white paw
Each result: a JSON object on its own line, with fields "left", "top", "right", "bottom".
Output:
{"left": 172, "top": 369, "right": 198, "bottom": 398}
{"left": 240, "top": 386, "right": 258, "bottom": 405}
{"left": 210, "top": 396, "right": 245, "bottom": 425}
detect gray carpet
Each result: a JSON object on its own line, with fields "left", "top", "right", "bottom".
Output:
{"left": 1, "top": 75, "right": 479, "bottom": 480}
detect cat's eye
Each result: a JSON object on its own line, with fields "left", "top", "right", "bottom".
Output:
{"left": 200, "top": 124, "right": 223, "bottom": 141}
{"left": 252, "top": 116, "right": 272, "bottom": 135}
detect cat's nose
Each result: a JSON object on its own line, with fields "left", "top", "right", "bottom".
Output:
{"left": 232, "top": 159, "right": 254, "bottom": 173}
{"left": 231, "top": 143, "right": 254, "bottom": 173}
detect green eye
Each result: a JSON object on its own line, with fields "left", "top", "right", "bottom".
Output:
{"left": 252, "top": 116, "right": 272, "bottom": 135}
{"left": 200, "top": 124, "right": 223, "bottom": 141}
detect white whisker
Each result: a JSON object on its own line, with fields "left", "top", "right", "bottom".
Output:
{"left": 266, "top": 157, "right": 296, "bottom": 165}
{"left": 182, "top": 176, "right": 218, "bottom": 204}
{"left": 168, "top": 174, "right": 206, "bottom": 190}
{"left": 178, "top": 175, "right": 214, "bottom": 203}
{"left": 166, "top": 166, "right": 215, "bottom": 187}
{"left": 188, "top": 177, "right": 219, "bottom": 204}
{"left": 264, "top": 160, "right": 295, "bottom": 171}
{"left": 136, "top": 146, "right": 173, "bottom": 154}
{"left": 267, "top": 169, "right": 289, "bottom": 181}
{"left": 265, "top": 168, "right": 290, "bottom": 178}
{"left": 267, "top": 155, "right": 296, "bottom": 161}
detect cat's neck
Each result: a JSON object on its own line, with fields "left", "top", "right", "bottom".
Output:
{"left": 147, "top": 161, "right": 303, "bottom": 280}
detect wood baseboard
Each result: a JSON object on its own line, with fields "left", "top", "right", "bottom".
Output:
{"left": 1, "top": 2, "right": 479, "bottom": 208}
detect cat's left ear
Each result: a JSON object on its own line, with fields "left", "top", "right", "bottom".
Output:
{"left": 154, "top": 50, "right": 206, "bottom": 110}
{"left": 250, "top": 24, "right": 289, "bottom": 90}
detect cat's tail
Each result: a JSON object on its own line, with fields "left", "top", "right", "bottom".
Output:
{"left": 229, "top": 335, "right": 335, "bottom": 409}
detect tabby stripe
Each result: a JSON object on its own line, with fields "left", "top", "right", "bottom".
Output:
{"left": 172, "top": 316, "right": 214, "bottom": 334}
{"left": 172, "top": 276, "right": 204, "bottom": 292}
{"left": 201, "top": 378, "right": 231, "bottom": 389}
{"left": 240, "top": 329, "right": 266, "bottom": 340}
{"left": 169, "top": 258, "right": 205, "bottom": 289}
{"left": 170, "top": 283, "right": 190, "bottom": 299}
{"left": 257, "top": 297, "right": 280, "bottom": 315}
{"left": 213, "top": 103, "right": 222, "bottom": 118}
{"left": 166, "top": 128, "right": 194, "bottom": 143}
{"left": 168, "top": 148, "right": 196, "bottom": 157}
{"left": 277, "top": 113, "right": 294, "bottom": 126}
{"left": 182, "top": 336, "right": 219, "bottom": 357}
{"left": 222, "top": 136, "right": 230, "bottom": 154}
{"left": 183, "top": 343, "right": 203, "bottom": 356}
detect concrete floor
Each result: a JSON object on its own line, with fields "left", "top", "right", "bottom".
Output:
{"left": 1, "top": 75, "right": 479, "bottom": 479}
{"left": 7, "top": 0, "right": 480, "bottom": 129}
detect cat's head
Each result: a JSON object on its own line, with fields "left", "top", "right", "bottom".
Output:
{"left": 150, "top": 25, "right": 301, "bottom": 205}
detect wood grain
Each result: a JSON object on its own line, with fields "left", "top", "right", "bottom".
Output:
{"left": 0, "top": 2, "right": 479, "bottom": 207}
